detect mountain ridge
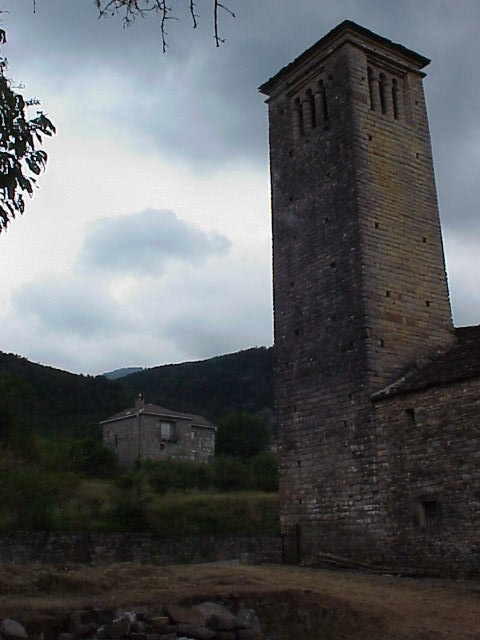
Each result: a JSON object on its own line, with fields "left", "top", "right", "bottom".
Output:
{"left": 0, "top": 346, "right": 274, "bottom": 437}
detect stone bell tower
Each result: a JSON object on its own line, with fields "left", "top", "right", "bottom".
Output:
{"left": 259, "top": 21, "right": 453, "bottom": 565}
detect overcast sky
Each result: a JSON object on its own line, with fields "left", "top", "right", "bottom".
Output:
{"left": 0, "top": 0, "right": 479, "bottom": 375}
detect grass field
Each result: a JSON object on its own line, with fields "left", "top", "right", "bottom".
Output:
{"left": 12, "top": 480, "right": 280, "bottom": 536}
{"left": 0, "top": 563, "right": 478, "bottom": 639}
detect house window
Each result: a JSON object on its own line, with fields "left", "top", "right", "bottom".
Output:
{"left": 114, "top": 434, "right": 119, "bottom": 447}
{"left": 161, "top": 421, "right": 172, "bottom": 441}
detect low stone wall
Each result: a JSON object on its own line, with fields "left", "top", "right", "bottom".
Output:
{"left": 0, "top": 531, "right": 281, "bottom": 566}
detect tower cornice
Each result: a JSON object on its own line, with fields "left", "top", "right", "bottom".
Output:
{"left": 259, "top": 20, "right": 430, "bottom": 99}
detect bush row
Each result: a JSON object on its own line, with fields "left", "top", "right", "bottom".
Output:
{"left": 143, "top": 452, "right": 278, "bottom": 494}
{"left": 0, "top": 454, "right": 278, "bottom": 533}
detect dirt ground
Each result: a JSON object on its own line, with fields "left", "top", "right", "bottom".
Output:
{"left": 0, "top": 562, "right": 479, "bottom": 640}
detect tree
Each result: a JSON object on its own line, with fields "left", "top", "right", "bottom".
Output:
{"left": 94, "top": 0, "right": 235, "bottom": 52}
{"left": 216, "top": 410, "right": 271, "bottom": 461}
{"left": 0, "top": 26, "right": 55, "bottom": 232}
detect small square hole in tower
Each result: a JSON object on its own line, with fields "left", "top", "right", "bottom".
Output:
{"left": 416, "top": 499, "right": 440, "bottom": 528}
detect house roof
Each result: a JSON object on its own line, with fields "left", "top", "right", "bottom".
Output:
{"left": 100, "top": 402, "right": 215, "bottom": 429}
{"left": 373, "top": 325, "right": 480, "bottom": 400}
{"left": 259, "top": 20, "right": 430, "bottom": 97}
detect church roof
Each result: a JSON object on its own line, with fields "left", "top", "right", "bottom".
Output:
{"left": 100, "top": 402, "right": 215, "bottom": 428}
{"left": 374, "top": 325, "right": 480, "bottom": 399}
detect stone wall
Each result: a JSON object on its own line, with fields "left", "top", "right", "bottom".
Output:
{"left": 0, "top": 531, "right": 281, "bottom": 566}
{"left": 374, "top": 377, "right": 480, "bottom": 577}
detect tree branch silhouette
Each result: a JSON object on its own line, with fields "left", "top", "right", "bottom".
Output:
{"left": 94, "top": 0, "right": 235, "bottom": 52}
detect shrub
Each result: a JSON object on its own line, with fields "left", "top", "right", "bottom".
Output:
{"left": 212, "top": 455, "right": 249, "bottom": 491}
{"left": 145, "top": 459, "right": 212, "bottom": 494}
{"left": 248, "top": 451, "right": 279, "bottom": 492}
{"left": 147, "top": 491, "right": 279, "bottom": 537}
{"left": 41, "top": 436, "right": 118, "bottom": 479}
{"left": 216, "top": 411, "right": 271, "bottom": 461}
{"left": 0, "top": 466, "right": 78, "bottom": 530}
{"left": 108, "top": 470, "right": 151, "bottom": 531}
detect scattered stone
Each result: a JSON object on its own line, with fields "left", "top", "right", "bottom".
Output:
{"left": 162, "top": 606, "right": 203, "bottom": 626}
{"left": 215, "top": 631, "right": 236, "bottom": 640}
{"left": 193, "top": 603, "right": 237, "bottom": 631}
{"left": 176, "top": 624, "right": 215, "bottom": 640}
{"left": 145, "top": 617, "right": 170, "bottom": 630}
{"left": 1, "top": 619, "right": 28, "bottom": 640}
{"left": 146, "top": 629, "right": 176, "bottom": 638}
{"left": 1, "top": 600, "right": 265, "bottom": 640}
{"left": 235, "top": 608, "right": 262, "bottom": 632}
{"left": 236, "top": 630, "right": 264, "bottom": 640}
{"left": 100, "top": 613, "right": 135, "bottom": 639}
{"left": 130, "top": 620, "right": 147, "bottom": 633}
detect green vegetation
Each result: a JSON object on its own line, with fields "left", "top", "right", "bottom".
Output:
{"left": 0, "top": 350, "right": 277, "bottom": 537}
{"left": 0, "top": 465, "right": 279, "bottom": 536}
{"left": 216, "top": 410, "right": 272, "bottom": 460}
{"left": 118, "top": 347, "right": 274, "bottom": 420}
{"left": 0, "top": 421, "right": 279, "bottom": 535}
{"left": 0, "top": 346, "right": 273, "bottom": 440}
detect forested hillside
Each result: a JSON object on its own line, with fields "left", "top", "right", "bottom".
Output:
{"left": 0, "top": 352, "right": 125, "bottom": 437}
{"left": 0, "top": 347, "right": 274, "bottom": 438}
{"left": 118, "top": 347, "right": 274, "bottom": 421}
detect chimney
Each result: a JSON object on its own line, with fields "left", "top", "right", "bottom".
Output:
{"left": 135, "top": 393, "right": 145, "bottom": 410}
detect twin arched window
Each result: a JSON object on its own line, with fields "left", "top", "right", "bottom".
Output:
{"left": 294, "top": 78, "right": 329, "bottom": 137}
{"left": 368, "top": 66, "right": 401, "bottom": 119}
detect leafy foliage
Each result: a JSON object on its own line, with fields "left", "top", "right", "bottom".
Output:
{"left": 0, "top": 347, "right": 273, "bottom": 440}
{"left": 146, "top": 458, "right": 211, "bottom": 494}
{"left": 248, "top": 451, "right": 279, "bottom": 492}
{"left": 0, "top": 464, "right": 78, "bottom": 530}
{"left": 119, "top": 347, "right": 274, "bottom": 422}
{"left": 0, "top": 27, "right": 55, "bottom": 231}
{"left": 147, "top": 491, "right": 279, "bottom": 538}
{"left": 40, "top": 436, "right": 119, "bottom": 478}
{"left": 109, "top": 469, "right": 152, "bottom": 531}
{"left": 211, "top": 455, "right": 249, "bottom": 491}
{"left": 0, "top": 352, "right": 127, "bottom": 438}
{"left": 216, "top": 410, "right": 271, "bottom": 460}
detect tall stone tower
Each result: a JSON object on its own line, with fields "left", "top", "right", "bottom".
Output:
{"left": 260, "top": 21, "right": 453, "bottom": 565}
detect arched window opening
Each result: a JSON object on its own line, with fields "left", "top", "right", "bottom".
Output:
{"left": 392, "top": 78, "right": 399, "bottom": 119}
{"left": 367, "top": 66, "right": 375, "bottom": 110}
{"left": 379, "top": 73, "right": 387, "bottom": 114}
{"left": 294, "top": 97, "right": 304, "bottom": 136}
{"left": 319, "top": 79, "right": 329, "bottom": 121}
{"left": 306, "top": 88, "right": 316, "bottom": 128}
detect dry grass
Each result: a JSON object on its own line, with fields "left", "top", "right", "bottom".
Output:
{"left": 0, "top": 563, "right": 478, "bottom": 639}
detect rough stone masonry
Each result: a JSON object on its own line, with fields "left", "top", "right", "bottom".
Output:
{"left": 260, "top": 20, "right": 480, "bottom": 576}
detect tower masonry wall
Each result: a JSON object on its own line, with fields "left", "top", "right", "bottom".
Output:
{"left": 261, "top": 21, "right": 469, "bottom": 574}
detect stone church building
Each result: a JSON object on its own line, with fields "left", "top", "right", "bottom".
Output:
{"left": 260, "top": 21, "right": 479, "bottom": 576}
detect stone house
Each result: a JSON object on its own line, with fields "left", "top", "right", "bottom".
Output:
{"left": 100, "top": 395, "right": 216, "bottom": 468}
{"left": 260, "top": 20, "right": 480, "bottom": 576}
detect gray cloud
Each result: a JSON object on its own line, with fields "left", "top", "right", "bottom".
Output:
{"left": 1, "top": 0, "right": 480, "bottom": 373}
{"left": 3, "top": 207, "right": 268, "bottom": 374}
{"left": 77, "top": 208, "right": 231, "bottom": 276}
{"left": 12, "top": 275, "right": 133, "bottom": 338}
